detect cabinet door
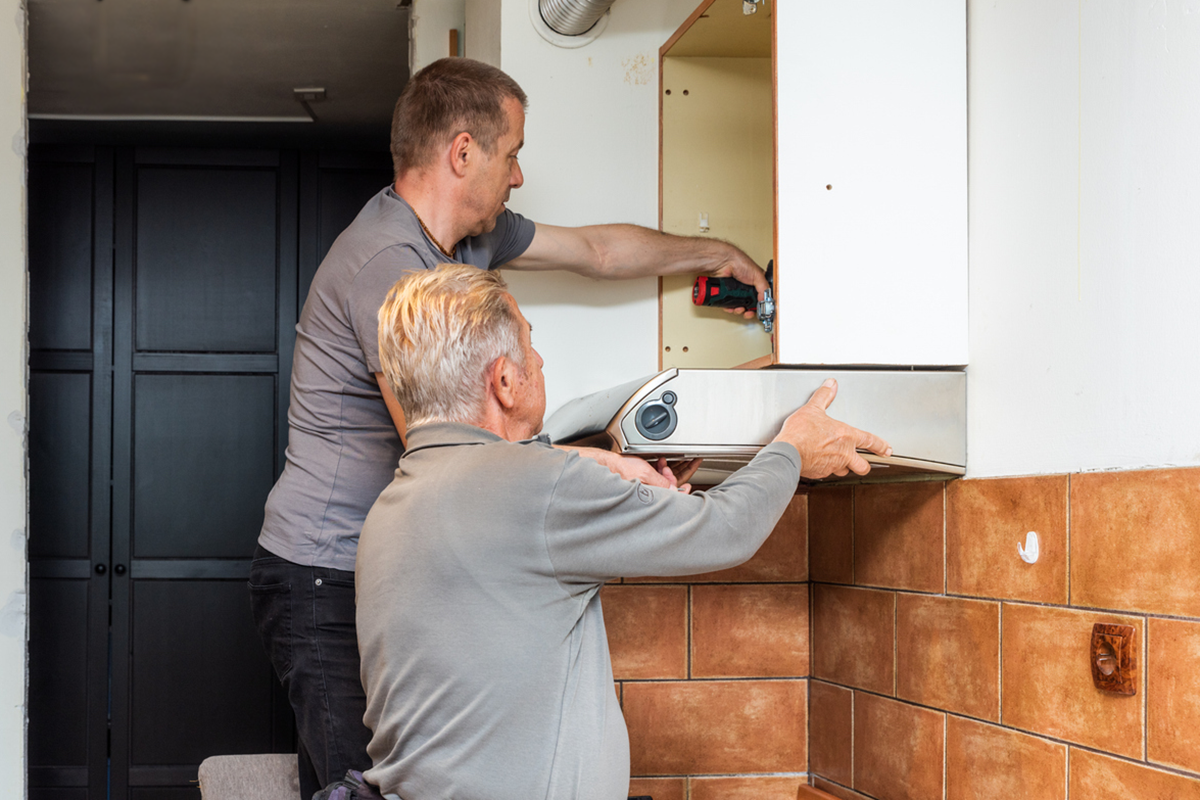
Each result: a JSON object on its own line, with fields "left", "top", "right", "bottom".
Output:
{"left": 776, "top": 0, "right": 967, "bottom": 366}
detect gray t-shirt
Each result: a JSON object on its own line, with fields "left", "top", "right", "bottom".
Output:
{"left": 357, "top": 423, "right": 801, "bottom": 800}
{"left": 258, "top": 187, "right": 537, "bottom": 570}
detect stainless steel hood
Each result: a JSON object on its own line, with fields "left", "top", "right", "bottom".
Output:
{"left": 544, "top": 368, "right": 967, "bottom": 485}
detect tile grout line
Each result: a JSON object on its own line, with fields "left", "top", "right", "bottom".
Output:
{"left": 850, "top": 486, "right": 856, "bottom": 587}
{"left": 850, "top": 687, "right": 856, "bottom": 790}
{"left": 823, "top": 677, "right": 1200, "bottom": 784}
{"left": 687, "top": 584, "right": 693, "bottom": 681}
{"left": 1065, "top": 472, "right": 1072, "bottom": 798}
{"left": 1066, "top": 743, "right": 1072, "bottom": 799}
{"left": 998, "top": 602, "right": 1004, "bottom": 725}
{"left": 1066, "top": 473, "right": 1072, "bottom": 610}
{"left": 942, "top": 481, "right": 948, "bottom": 596}
{"left": 1143, "top": 614, "right": 1148, "bottom": 764}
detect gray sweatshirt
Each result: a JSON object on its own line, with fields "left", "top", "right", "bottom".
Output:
{"left": 357, "top": 422, "right": 800, "bottom": 800}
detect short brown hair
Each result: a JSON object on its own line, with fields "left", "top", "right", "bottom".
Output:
{"left": 390, "top": 58, "right": 529, "bottom": 178}
{"left": 377, "top": 264, "right": 523, "bottom": 427}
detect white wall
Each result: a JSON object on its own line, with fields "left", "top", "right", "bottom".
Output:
{"left": 0, "top": 0, "right": 26, "bottom": 793}
{"left": 410, "top": 0, "right": 466, "bottom": 73}
{"left": 493, "top": 0, "right": 700, "bottom": 417}
{"left": 968, "top": 0, "right": 1200, "bottom": 476}
{"left": 464, "top": 0, "right": 502, "bottom": 67}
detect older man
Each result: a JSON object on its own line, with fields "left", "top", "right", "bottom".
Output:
{"left": 356, "top": 265, "right": 889, "bottom": 800}
{"left": 251, "top": 56, "right": 770, "bottom": 797}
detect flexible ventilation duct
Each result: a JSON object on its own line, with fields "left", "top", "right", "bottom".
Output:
{"left": 539, "top": 0, "right": 617, "bottom": 36}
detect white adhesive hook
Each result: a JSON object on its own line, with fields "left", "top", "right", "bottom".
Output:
{"left": 1018, "top": 531, "right": 1040, "bottom": 564}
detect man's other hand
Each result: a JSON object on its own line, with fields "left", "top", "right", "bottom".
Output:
{"left": 572, "top": 447, "right": 698, "bottom": 494}
{"left": 772, "top": 379, "right": 892, "bottom": 480}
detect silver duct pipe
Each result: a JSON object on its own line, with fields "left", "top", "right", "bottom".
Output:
{"left": 538, "top": 0, "right": 617, "bottom": 36}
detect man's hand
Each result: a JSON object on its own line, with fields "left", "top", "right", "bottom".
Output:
{"left": 707, "top": 243, "right": 769, "bottom": 320}
{"left": 773, "top": 379, "right": 893, "bottom": 480}
{"left": 569, "top": 447, "right": 697, "bottom": 494}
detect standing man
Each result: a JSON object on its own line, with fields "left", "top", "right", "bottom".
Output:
{"left": 357, "top": 265, "right": 889, "bottom": 799}
{"left": 250, "top": 57, "right": 769, "bottom": 798}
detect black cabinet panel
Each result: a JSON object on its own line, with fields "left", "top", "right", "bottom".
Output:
{"left": 28, "top": 143, "right": 386, "bottom": 799}
{"left": 135, "top": 168, "right": 278, "bottom": 353}
{"left": 31, "top": 790, "right": 88, "bottom": 800}
{"left": 298, "top": 155, "right": 392, "bottom": 312}
{"left": 29, "top": 161, "right": 94, "bottom": 351}
{"left": 130, "top": 791, "right": 199, "bottom": 800}
{"left": 129, "top": 580, "right": 275, "bottom": 765}
{"left": 29, "top": 372, "right": 92, "bottom": 560}
{"left": 28, "top": 578, "right": 91, "bottom": 768}
{"left": 318, "top": 171, "right": 390, "bottom": 262}
{"left": 132, "top": 374, "right": 275, "bottom": 559}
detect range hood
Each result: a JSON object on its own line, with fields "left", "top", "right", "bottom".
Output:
{"left": 544, "top": 368, "right": 966, "bottom": 485}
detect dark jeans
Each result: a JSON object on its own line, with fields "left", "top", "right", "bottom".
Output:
{"left": 249, "top": 545, "right": 372, "bottom": 800}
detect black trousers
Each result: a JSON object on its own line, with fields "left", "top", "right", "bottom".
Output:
{"left": 249, "top": 545, "right": 372, "bottom": 800}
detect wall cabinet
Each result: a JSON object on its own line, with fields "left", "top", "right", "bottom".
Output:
{"left": 661, "top": 0, "right": 966, "bottom": 368}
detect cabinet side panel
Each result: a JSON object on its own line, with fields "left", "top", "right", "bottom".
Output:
{"left": 662, "top": 56, "right": 774, "bottom": 369}
{"left": 777, "top": 0, "right": 967, "bottom": 365}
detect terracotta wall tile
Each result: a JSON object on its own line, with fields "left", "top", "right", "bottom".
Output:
{"left": 811, "top": 778, "right": 871, "bottom": 800}
{"left": 854, "top": 693, "right": 944, "bottom": 800}
{"left": 854, "top": 482, "right": 944, "bottom": 593}
{"left": 1001, "top": 604, "right": 1143, "bottom": 757}
{"left": 946, "top": 475, "right": 1068, "bottom": 603}
{"left": 812, "top": 584, "right": 895, "bottom": 694}
{"left": 691, "top": 776, "right": 806, "bottom": 800}
{"left": 810, "top": 487, "right": 853, "bottom": 584}
{"left": 896, "top": 594, "right": 1000, "bottom": 721}
{"left": 624, "top": 680, "right": 807, "bottom": 775}
{"left": 692, "top": 584, "right": 809, "bottom": 678}
{"left": 1149, "top": 617, "right": 1200, "bottom": 773}
{"left": 1072, "top": 468, "right": 1200, "bottom": 617}
{"left": 602, "top": 585, "right": 688, "bottom": 680}
{"left": 628, "top": 777, "right": 684, "bottom": 800}
{"left": 945, "top": 716, "right": 1066, "bottom": 800}
{"left": 1070, "top": 748, "right": 1200, "bottom": 799}
{"left": 629, "top": 493, "right": 807, "bottom": 583}
{"left": 809, "top": 680, "right": 853, "bottom": 786}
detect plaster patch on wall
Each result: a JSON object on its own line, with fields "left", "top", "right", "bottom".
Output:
{"left": 0, "top": 592, "right": 25, "bottom": 640}
{"left": 622, "top": 53, "right": 652, "bottom": 85}
{"left": 9, "top": 529, "right": 24, "bottom": 552}
{"left": 6, "top": 412, "right": 23, "bottom": 438}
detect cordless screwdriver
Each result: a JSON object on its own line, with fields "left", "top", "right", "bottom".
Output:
{"left": 691, "top": 260, "right": 775, "bottom": 333}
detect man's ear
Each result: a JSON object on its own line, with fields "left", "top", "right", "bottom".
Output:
{"left": 448, "top": 131, "right": 473, "bottom": 178}
{"left": 490, "top": 356, "right": 519, "bottom": 410}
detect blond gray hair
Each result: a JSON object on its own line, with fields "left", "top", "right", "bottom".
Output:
{"left": 377, "top": 264, "right": 524, "bottom": 427}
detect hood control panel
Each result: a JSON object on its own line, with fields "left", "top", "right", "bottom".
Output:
{"left": 634, "top": 392, "right": 678, "bottom": 440}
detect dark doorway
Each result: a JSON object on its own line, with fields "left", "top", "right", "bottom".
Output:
{"left": 28, "top": 142, "right": 392, "bottom": 799}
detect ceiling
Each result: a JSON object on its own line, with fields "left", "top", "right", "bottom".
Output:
{"left": 28, "top": 0, "right": 411, "bottom": 128}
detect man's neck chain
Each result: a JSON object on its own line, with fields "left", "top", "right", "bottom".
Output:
{"left": 412, "top": 208, "right": 457, "bottom": 259}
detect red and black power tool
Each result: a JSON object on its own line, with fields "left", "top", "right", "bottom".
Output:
{"left": 692, "top": 260, "right": 775, "bottom": 333}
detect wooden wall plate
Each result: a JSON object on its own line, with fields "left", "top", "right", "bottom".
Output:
{"left": 1091, "top": 622, "right": 1137, "bottom": 696}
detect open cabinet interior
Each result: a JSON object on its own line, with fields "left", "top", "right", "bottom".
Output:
{"left": 659, "top": 0, "right": 774, "bottom": 370}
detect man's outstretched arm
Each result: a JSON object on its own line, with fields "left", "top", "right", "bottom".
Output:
{"left": 508, "top": 223, "right": 768, "bottom": 307}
